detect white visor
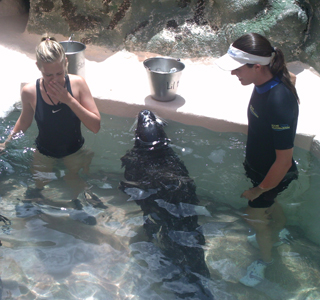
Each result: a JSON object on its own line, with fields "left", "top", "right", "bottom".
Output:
{"left": 215, "top": 44, "right": 273, "bottom": 71}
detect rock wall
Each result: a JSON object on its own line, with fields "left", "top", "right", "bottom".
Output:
{"left": 300, "top": 0, "right": 320, "bottom": 72}
{"left": 12, "top": 0, "right": 320, "bottom": 72}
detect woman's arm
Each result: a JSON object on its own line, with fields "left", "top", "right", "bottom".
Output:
{"left": 241, "top": 148, "right": 293, "bottom": 201}
{"left": 47, "top": 76, "right": 101, "bottom": 133}
{"left": 0, "top": 84, "right": 35, "bottom": 151}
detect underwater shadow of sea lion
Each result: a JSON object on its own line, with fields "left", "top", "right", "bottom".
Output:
{"left": 119, "top": 110, "right": 211, "bottom": 294}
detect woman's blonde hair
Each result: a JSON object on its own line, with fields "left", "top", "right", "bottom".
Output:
{"left": 36, "top": 35, "right": 67, "bottom": 71}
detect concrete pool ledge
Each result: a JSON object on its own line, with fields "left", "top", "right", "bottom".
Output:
{"left": 1, "top": 40, "right": 319, "bottom": 157}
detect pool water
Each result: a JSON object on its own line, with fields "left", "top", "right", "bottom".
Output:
{"left": 0, "top": 111, "right": 319, "bottom": 299}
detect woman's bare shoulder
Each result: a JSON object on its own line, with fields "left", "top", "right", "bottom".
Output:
{"left": 21, "top": 82, "right": 37, "bottom": 106}
{"left": 68, "top": 74, "right": 85, "bottom": 84}
{"left": 21, "top": 82, "right": 37, "bottom": 95}
{"left": 68, "top": 74, "right": 91, "bottom": 94}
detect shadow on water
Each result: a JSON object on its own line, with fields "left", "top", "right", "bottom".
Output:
{"left": 119, "top": 110, "right": 216, "bottom": 299}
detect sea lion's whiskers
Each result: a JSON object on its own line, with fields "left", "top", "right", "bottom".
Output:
{"left": 129, "top": 119, "right": 138, "bottom": 132}
{"left": 155, "top": 115, "right": 168, "bottom": 126}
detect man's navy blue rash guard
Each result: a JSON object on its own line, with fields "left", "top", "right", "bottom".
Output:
{"left": 34, "top": 75, "right": 84, "bottom": 158}
{"left": 245, "top": 77, "right": 299, "bottom": 176}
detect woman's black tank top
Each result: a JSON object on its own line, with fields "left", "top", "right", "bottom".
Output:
{"left": 34, "top": 75, "right": 84, "bottom": 158}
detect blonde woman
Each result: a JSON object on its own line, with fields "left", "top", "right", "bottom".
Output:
{"left": 0, "top": 36, "right": 100, "bottom": 206}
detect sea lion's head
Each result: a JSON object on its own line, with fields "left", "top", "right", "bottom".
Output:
{"left": 135, "top": 110, "right": 170, "bottom": 150}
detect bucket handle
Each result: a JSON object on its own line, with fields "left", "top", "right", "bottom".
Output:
{"left": 68, "top": 34, "right": 74, "bottom": 42}
{"left": 65, "top": 34, "right": 74, "bottom": 53}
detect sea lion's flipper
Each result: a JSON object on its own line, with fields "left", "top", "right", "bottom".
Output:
{"left": 83, "top": 190, "right": 108, "bottom": 209}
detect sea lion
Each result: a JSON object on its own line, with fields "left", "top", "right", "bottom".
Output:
{"left": 120, "top": 110, "right": 211, "bottom": 295}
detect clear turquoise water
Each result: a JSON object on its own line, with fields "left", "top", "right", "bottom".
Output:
{"left": 0, "top": 111, "right": 319, "bottom": 299}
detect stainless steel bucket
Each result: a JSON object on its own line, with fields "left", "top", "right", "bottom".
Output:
{"left": 143, "top": 57, "right": 185, "bottom": 101}
{"left": 60, "top": 41, "right": 86, "bottom": 78}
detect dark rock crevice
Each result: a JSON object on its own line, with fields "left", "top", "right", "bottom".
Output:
{"left": 194, "top": 0, "right": 207, "bottom": 25}
{"left": 107, "top": 0, "right": 131, "bottom": 30}
{"left": 61, "top": 0, "right": 100, "bottom": 31}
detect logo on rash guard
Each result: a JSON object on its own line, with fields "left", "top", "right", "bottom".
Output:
{"left": 249, "top": 105, "right": 259, "bottom": 118}
{"left": 271, "top": 124, "right": 290, "bottom": 131}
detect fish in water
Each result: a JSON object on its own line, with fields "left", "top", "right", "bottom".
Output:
{"left": 120, "top": 110, "right": 212, "bottom": 298}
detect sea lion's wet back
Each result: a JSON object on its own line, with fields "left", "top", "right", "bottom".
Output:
{"left": 120, "top": 110, "right": 211, "bottom": 282}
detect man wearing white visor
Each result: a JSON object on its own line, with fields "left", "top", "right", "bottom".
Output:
{"left": 215, "top": 33, "right": 299, "bottom": 287}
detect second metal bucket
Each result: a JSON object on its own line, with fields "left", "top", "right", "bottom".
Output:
{"left": 143, "top": 57, "right": 185, "bottom": 101}
{"left": 60, "top": 41, "right": 86, "bottom": 78}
